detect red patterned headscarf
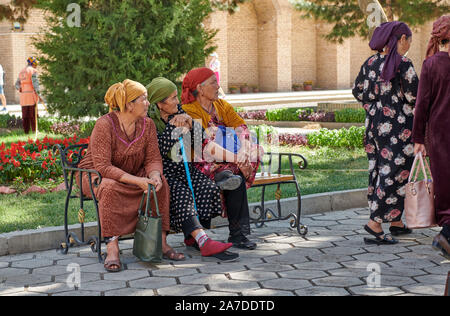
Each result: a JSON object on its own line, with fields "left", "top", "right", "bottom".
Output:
{"left": 426, "top": 15, "right": 450, "bottom": 58}
{"left": 181, "top": 67, "right": 215, "bottom": 104}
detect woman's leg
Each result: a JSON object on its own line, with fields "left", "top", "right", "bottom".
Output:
{"left": 224, "top": 174, "right": 255, "bottom": 249}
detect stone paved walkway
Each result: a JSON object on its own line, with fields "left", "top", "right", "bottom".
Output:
{"left": 0, "top": 208, "right": 449, "bottom": 296}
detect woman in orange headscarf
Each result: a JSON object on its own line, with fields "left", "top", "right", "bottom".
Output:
{"left": 78, "top": 79, "right": 180, "bottom": 272}
{"left": 182, "top": 67, "right": 263, "bottom": 250}
{"left": 412, "top": 15, "right": 450, "bottom": 259}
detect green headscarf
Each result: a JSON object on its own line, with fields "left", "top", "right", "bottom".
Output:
{"left": 147, "top": 77, "right": 178, "bottom": 133}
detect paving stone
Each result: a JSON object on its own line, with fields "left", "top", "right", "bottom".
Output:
{"left": 198, "top": 263, "right": 247, "bottom": 274}
{"left": 293, "top": 262, "right": 342, "bottom": 271}
{"left": 54, "top": 272, "right": 101, "bottom": 284}
{"left": 157, "top": 284, "right": 207, "bottom": 296}
{"left": 56, "top": 257, "right": 99, "bottom": 266}
{"left": 278, "top": 269, "right": 328, "bottom": 280}
{"left": 11, "top": 259, "right": 54, "bottom": 269}
{"left": 151, "top": 267, "right": 198, "bottom": 277}
{"left": 379, "top": 275, "right": 417, "bottom": 287}
{"left": 328, "top": 268, "right": 372, "bottom": 279}
{"left": 256, "top": 243, "right": 294, "bottom": 251}
{"left": 312, "top": 276, "right": 364, "bottom": 288}
{"left": 0, "top": 268, "right": 31, "bottom": 277}
{"left": 294, "top": 286, "right": 350, "bottom": 296}
{"left": 402, "top": 284, "right": 445, "bottom": 296}
{"left": 27, "top": 282, "right": 73, "bottom": 294}
{"left": 349, "top": 285, "right": 404, "bottom": 296}
{"left": 194, "top": 291, "right": 238, "bottom": 296}
{"left": 80, "top": 280, "right": 127, "bottom": 292}
{"left": 208, "top": 280, "right": 260, "bottom": 293}
{"left": 0, "top": 285, "right": 25, "bottom": 295}
{"left": 380, "top": 267, "right": 427, "bottom": 278}
{"left": 53, "top": 290, "right": 102, "bottom": 296}
{"left": 249, "top": 263, "right": 294, "bottom": 272}
{"left": 229, "top": 270, "right": 278, "bottom": 281}
{"left": 0, "top": 262, "right": 9, "bottom": 268}
{"left": 352, "top": 253, "right": 400, "bottom": 262}
{"left": 129, "top": 277, "right": 176, "bottom": 289}
{"left": 261, "top": 278, "right": 311, "bottom": 290}
{"left": 103, "top": 269, "right": 150, "bottom": 281}
{"left": 0, "top": 254, "right": 34, "bottom": 262}
{"left": 363, "top": 245, "right": 411, "bottom": 254}
{"left": 2, "top": 273, "right": 52, "bottom": 286}
{"left": 179, "top": 273, "right": 229, "bottom": 285}
{"left": 242, "top": 288, "right": 295, "bottom": 296}
{"left": 340, "top": 261, "right": 389, "bottom": 270}
{"left": 32, "top": 265, "right": 77, "bottom": 276}
{"left": 307, "top": 253, "right": 355, "bottom": 263}
{"left": 414, "top": 274, "right": 448, "bottom": 285}
{"left": 387, "top": 258, "right": 438, "bottom": 270}
{"left": 321, "top": 246, "right": 367, "bottom": 256}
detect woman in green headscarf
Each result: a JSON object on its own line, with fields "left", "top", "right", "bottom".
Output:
{"left": 147, "top": 77, "right": 239, "bottom": 262}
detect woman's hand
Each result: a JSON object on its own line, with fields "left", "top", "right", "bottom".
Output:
{"left": 133, "top": 172, "right": 162, "bottom": 193}
{"left": 237, "top": 161, "right": 252, "bottom": 179}
{"left": 170, "top": 114, "right": 192, "bottom": 129}
{"left": 414, "top": 143, "right": 427, "bottom": 156}
{"left": 148, "top": 171, "right": 163, "bottom": 192}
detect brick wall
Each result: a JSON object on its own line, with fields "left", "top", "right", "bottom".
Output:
{"left": 0, "top": 8, "right": 46, "bottom": 104}
{"left": 227, "top": 2, "right": 258, "bottom": 89}
{"left": 0, "top": 1, "right": 443, "bottom": 103}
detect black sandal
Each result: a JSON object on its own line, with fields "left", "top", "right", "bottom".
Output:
{"left": 389, "top": 225, "right": 412, "bottom": 236}
{"left": 364, "top": 225, "right": 398, "bottom": 245}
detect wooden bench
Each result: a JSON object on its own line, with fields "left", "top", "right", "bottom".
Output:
{"left": 249, "top": 152, "right": 309, "bottom": 236}
{"left": 53, "top": 144, "right": 104, "bottom": 262}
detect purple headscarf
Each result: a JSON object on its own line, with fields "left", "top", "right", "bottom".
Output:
{"left": 369, "top": 22, "right": 412, "bottom": 82}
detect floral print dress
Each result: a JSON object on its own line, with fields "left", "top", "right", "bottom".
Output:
{"left": 352, "top": 53, "right": 419, "bottom": 223}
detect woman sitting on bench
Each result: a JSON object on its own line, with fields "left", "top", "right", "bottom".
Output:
{"left": 77, "top": 79, "right": 176, "bottom": 272}
{"left": 181, "top": 67, "right": 263, "bottom": 250}
{"left": 147, "top": 77, "right": 239, "bottom": 262}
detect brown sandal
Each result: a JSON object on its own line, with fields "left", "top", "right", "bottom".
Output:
{"left": 104, "top": 259, "right": 122, "bottom": 273}
{"left": 163, "top": 249, "right": 185, "bottom": 261}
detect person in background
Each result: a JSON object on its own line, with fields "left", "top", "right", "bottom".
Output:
{"left": 0, "top": 63, "right": 6, "bottom": 112}
{"left": 209, "top": 52, "right": 226, "bottom": 99}
{"left": 352, "top": 22, "right": 419, "bottom": 245}
{"left": 412, "top": 15, "right": 450, "bottom": 259}
{"left": 15, "top": 57, "right": 42, "bottom": 133}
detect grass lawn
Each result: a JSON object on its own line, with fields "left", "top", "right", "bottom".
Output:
{"left": 0, "top": 141, "right": 368, "bottom": 233}
{"left": 0, "top": 128, "right": 65, "bottom": 147}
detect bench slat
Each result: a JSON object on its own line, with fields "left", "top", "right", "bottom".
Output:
{"left": 253, "top": 173, "right": 294, "bottom": 185}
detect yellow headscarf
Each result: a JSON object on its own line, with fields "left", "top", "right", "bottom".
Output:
{"left": 105, "top": 79, "right": 147, "bottom": 113}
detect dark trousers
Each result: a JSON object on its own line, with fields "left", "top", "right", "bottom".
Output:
{"left": 181, "top": 216, "right": 204, "bottom": 239}
{"left": 224, "top": 174, "right": 250, "bottom": 237}
{"left": 21, "top": 105, "right": 36, "bottom": 134}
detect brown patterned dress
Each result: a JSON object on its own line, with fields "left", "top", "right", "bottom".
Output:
{"left": 78, "top": 112, "right": 170, "bottom": 237}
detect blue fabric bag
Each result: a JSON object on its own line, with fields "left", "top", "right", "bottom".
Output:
{"left": 214, "top": 125, "right": 241, "bottom": 154}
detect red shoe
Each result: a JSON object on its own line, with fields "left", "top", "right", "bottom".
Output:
{"left": 200, "top": 239, "right": 233, "bottom": 257}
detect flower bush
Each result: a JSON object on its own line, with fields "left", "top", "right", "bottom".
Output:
{"left": 307, "top": 126, "right": 365, "bottom": 148}
{"left": 0, "top": 134, "right": 89, "bottom": 183}
{"left": 238, "top": 110, "right": 267, "bottom": 121}
{"left": 51, "top": 121, "right": 81, "bottom": 136}
{"left": 278, "top": 133, "right": 308, "bottom": 146}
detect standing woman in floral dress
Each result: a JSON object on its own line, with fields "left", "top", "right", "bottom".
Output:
{"left": 352, "top": 22, "right": 419, "bottom": 245}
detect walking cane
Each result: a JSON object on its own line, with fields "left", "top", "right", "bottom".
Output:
{"left": 179, "top": 136, "right": 200, "bottom": 221}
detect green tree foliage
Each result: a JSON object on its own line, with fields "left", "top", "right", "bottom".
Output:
{"left": 33, "top": 0, "right": 217, "bottom": 119}
{"left": 290, "top": 0, "right": 450, "bottom": 43}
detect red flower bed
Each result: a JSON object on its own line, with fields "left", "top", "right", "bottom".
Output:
{"left": 0, "top": 134, "right": 89, "bottom": 183}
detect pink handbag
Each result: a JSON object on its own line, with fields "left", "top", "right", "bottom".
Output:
{"left": 404, "top": 153, "right": 437, "bottom": 229}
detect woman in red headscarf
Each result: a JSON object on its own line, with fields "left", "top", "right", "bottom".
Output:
{"left": 181, "top": 67, "right": 263, "bottom": 250}
{"left": 412, "top": 15, "right": 450, "bottom": 259}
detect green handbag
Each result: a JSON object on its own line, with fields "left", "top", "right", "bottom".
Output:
{"left": 133, "top": 184, "right": 162, "bottom": 263}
